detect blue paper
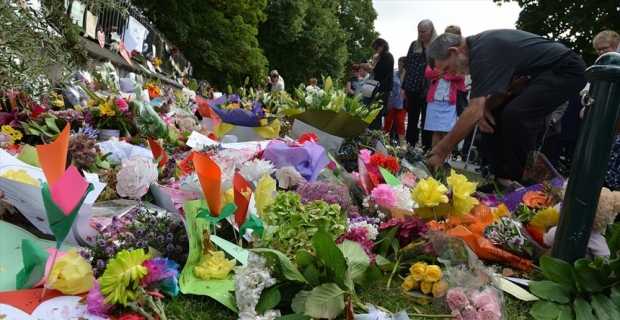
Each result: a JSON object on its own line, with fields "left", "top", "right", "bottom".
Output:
{"left": 261, "top": 140, "right": 329, "bottom": 183}
{"left": 209, "top": 105, "right": 262, "bottom": 127}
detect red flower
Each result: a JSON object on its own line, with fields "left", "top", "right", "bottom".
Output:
{"left": 299, "top": 132, "right": 319, "bottom": 144}
{"left": 118, "top": 313, "right": 146, "bottom": 320}
{"left": 524, "top": 226, "right": 548, "bottom": 248}
{"left": 369, "top": 153, "right": 400, "bottom": 174}
{"left": 207, "top": 132, "right": 217, "bottom": 141}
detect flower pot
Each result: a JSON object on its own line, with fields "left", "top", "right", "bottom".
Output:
{"left": 99, "top": 129, "right": 120, "bottom": 141}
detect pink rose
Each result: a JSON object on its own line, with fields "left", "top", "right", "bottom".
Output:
{"left": 461, "top": 305, "right": 479, "bottom": 320}
{"left": 447, "top": 288, "right": 469, "bottom": 311}
{"left": 451, "top": 309, "right": 464, "bottom": 320}
{"left": 479, "top": 307, "right": 502, "bottom": 320}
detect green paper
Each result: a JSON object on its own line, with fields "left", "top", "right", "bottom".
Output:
{"left": 284, "top": 110, "right": 377, "bottom": 138}
{"left": 180, "top": 199, "right": 238, "bottom": 312}
{"left": 379, "top": 167, "right": 400, "bottom": 187}
{"left": 41, "top": 181, "right": 94, "bottom": 248}
{"left": 240, "top": 214, "right": 264, "bottom": 238}
{"left": 197, "top": 202, "right": 237, "bottom": 232}
{"left": 15, "top": 239, "right": 50, "bottom": 290}
{"left": 211, "top": 235, "right": 249, "bottom": 265}
{"left": 15, "top": 144, "right": 41, "bottom": 167}
{"left": 0, "top": 221, "right": 76, "bottom": 291}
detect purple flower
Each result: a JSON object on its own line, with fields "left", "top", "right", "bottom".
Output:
{"left": 136, "top": 241, "right": 145, "bottom": 248}
{"left": 169, "top": 222, "right": 178, "bottom": 229}
{"left": 74, "top": 124, "right": 99, "bottom": 139}
{"left": 97, "top": 239, "right": 106, "bottom": 247}
{"left": 96, "top": 259, "right": 105, "bottom": 269}
{"left": 78, "top": 250, "right": 92, "bottom": 260}
{"left": 87, "top": 280, "right": 116, "bottom": 316}
{"left": 166, "top": 233, "right": 174, "bottom": 240}
{"left": 147, "top": 232, "right": 156, "bottom": 240}
{"left": 136, "top": 229, "right": 145, "bottom": 237}
{"left": 180, "top": 235, "right": 187, "bottom": 242}
{"left": 251, "top": 101, "right": 265, "bottom": 118}
{"left": 174, "top": 245, "right": 183, "bottom": 253}
{"left": 166, "top": 244, "right": 174, "bottom": 252}
{"left": 105, "top": 246, "right": 115, "bottom": 255}
{"left": 140, "top": 258, "right": 180, "bottom": 297}
{"left": 229, "top": 94, "right": 241, "bottom": 103}
{"left": 157, "top": 235, "right": 165, "bottom": 243}
{"left": 111, "top": 215, "right": 119, "bottom": 223}
{"left": 149, "top": 218, "right": 157, "bottom": 226}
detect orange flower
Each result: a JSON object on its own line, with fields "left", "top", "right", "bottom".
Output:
{"left": 147, "top": 84, "right": 161, "bottom": 100}
{"left": 522, "top": 191, "right": 550, "bottom": 209}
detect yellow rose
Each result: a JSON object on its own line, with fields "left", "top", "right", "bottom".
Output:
{"left": 423, "top": 265, "right": 442, "bottom": 282}
{"left": 420, "top": 281, "right": 434, "bottom": 295}
{"left": 432, "top": 279, "right": 450, "bottom": 297}
{"left": 194, "top": 251, "right": 236, "bottom": 280}
{"left": 409, "top": 262, "right": 428, "bottom": 281}
{"left": 401, "top": 275, "right": 419, "bottom": 291}
{"left": 48, "top": 248, "right": 95, "bottom": 295}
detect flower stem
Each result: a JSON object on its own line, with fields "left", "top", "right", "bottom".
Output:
{"left": 128, "top": 302, "right": 155, "bottom": 320}
{"left": 407, "top": 314, "right": 455, "bottom": 318}
{"left": 386, "top": 254, "right": 402, "bottom": 290}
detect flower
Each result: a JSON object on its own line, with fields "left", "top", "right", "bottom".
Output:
{"left": 99, "top": 249, "right": 151, "bottom": 306}
{"left": 234, "top": 253, "right": 277, "bottom": 318}
{"left": 194, "top": 251, "right": 236, "bottom": 280}
{"left": 116, "top": 156, "right": 159, "bottom": 199}
{"left": 298, "top": 132, "right": 319, "bottom": 144}
{"left": 432, "top": 279, "right": 449, "bottom": 297}
{"left": 1, "top": 125, "right": 22, "bottom": 144}
{"left": 446, "top": 287, "right": 468, "bottom": 311}
{"left": 140, "top": 258, "right": 180, "bottom": 297}
{"left": 401, "top": 275, "right": 419, "bottom": 291}
{"left": 1, "top": 169, "right": 40, "bottom": 186}
{"left": 359, "top": 149, "right": 372, "bottom": 164}
{"left": 522, "top": 191, "right": 549, "bottom": 209}
{"left": 400, "top": 172, "right": 418, "bottom": 188}
{"left": 393, "top": 185, "right": 415, "bottom": 211}
{"left": 99, "top": 101, "right": 116, "bottom": 117}
{"left": 118, "top": 313, "right": 146, "bottom": 320}
{"left": 369, "top": 153, "right": 399, "bottom": 173}
{"left": 423, "top": 265, "right": 442, "bottom": 282}
{"left": 525, "top": 226, "right": 547, "bottom": 248}
{"left": 409, "top": 262, "right": 428, "bottom": 281}
{"left": 461, "top": 305, "right": 479, "bottom": 320}
{"left": 492, "top": 203, "right": 510, "bottom": 222}
{"left": 275, "top": 166, "right": 306, "bottom": 189}
{"left": 529, "top": 207, "right": 559, "bottom": 233}
{"left": 47, "top": 248, "right": 95, "bottom": 294}
{"left": 336, "top": 227, "right": 376, "bottom": 263}
{"left": 239, "top": 159, "right": 275, "bottom": 182}
{"left": 447, "top": 170, "right": 479, "bottom": 218}
{"left": 420, "top": 281, "right": 434, "bottom": 294}
{"left": 411, "top": 177, "right": 448, "bottom": 207}
{"left": 371, "top": 184, "right": 397, "bottom": 207}
{"left": 87, "top": 280, "right": 116, "bottom": 316}
{"left": 116, "top": 98, "right": 129, "bottom": 112}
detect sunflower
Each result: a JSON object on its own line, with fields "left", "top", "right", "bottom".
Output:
{"left": 528, "top": 207, "right": 559, "bottom": 234}
{"left": 99, "top": 249, "right": 151, "bottom": 306}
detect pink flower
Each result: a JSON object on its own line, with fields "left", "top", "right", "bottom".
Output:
{"left": 400, "top": 172, "right": 417, "bottom": 188}
{"left": 479, "top": 307, "right": 502, "bottom": 320}
{"left": 116, "top": 98, "right": 129, "bottom": 112}
{"left": 461, "top": 305, "right": 479, "bottom": 320}
{"left": 471, "top": 288, "right": 499, "bottom": 309}
{"left": 447, "top": 288, "right": 469, "bottom": 311}
{"left": 359, "top": 149, "right": 372, "bottom": 164}
{"left": 451, "top": 309, "right": 464, "bottom": 320}
{"left": 87, "top": 280, "right": 115, "bottom": 316}
{"left": 370, "top": 184, "right": 396, "bottom": 207}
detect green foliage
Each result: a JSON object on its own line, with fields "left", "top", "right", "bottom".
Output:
{"left": 493, "top": 0, "right": 619, "bottom": 65}
{"left": 336, "top": 0, "right": 379, "bottom": 75}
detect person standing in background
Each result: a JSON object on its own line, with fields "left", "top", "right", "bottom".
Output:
{"left": 367, "top": 38, "right": 394, "bottom": 131}
{"left": 384, "top": 56, "right": 407, "bottom": 148}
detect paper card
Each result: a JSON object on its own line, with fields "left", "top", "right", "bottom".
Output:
{"left": 0, "top": 295, "right": 108, "bottom": 320}
{"left": 83, "top": 172, "right": 100, "bottom": 183}
{"left": 379, "top": 167, "right": 400, "bottom": 187}
{"left": 498, "top": 277, "right": 539, "bottom": 301}
{"left": 69, "top": 0, "right": 86, "bottom": 28}
{"left": 85, "top": 10, "right": 98, "bottom": 39}
{"left": 210, "top": 235, "right": 249, "bottom": 265}
{"left": 220, "top": 140, "right": 270, "bottom": 150}
{"left": 146, "top": 60, "right": 156, "bottom": 73}
{"left": 233, "top": 173, "right": 251, "bottom": 228}
{"left": 147, "top": 136, "right": 168, "bottom": 168}
{"left": 186, "top": 131, "right": 218, "bottom": 149}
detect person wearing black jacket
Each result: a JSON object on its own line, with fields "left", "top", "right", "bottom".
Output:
{"left": 368, "top": 38, "right": 394, "bottom": 131}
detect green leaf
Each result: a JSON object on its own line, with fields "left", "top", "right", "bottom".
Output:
{"left": 312, "top": 229, "right": 347, "bottom": 279}
{"left": 557, "top": 305, "right": 574, "bottom": 320}
{"left": 573, "top": 297, "right": 596, "bottom": 320}
{"left": 539, "top": 255, "right": 577, "bottom": 293}
{"left": 611, "top": 285, "right": 620, "bottom": 309}
{"left": 377, "top": 226, "right": 399, "bottom": 257}
{"left": 295, "top": 251, "right": 317, "bottom": 268}
{"left": 303, "top": 264, "right": 320, "bottom": 287}
{"left": 337, "top": 240, "right": 370, "bottom": 281}
{"left": 375, "top": 254, "right": 395, "bottom": 271}
{"left": 44, "top": 116, "right": 60, "bottom": 134}
{"left": 529, "top": 281, "right": 571, "bottom": 304}
{"left": 251, "top": 248, "right": 307, "bottom": 284}
{"left": 291, "top": 290, "right": 310, "bottom": 314}
{"left": 275, "top": 315, "right": 312, "bottom": 320}
{"left": 591, "top": 294, "right": 620, "bottom": 320}
{"left": 255, "top": 286, "right": 281, "bottom": 315}
{"left": 572, "top": 259, "right": 603, "bottom": 293}
{"left": 354, "top": 265, "right": 383, "bottom": 288}
{"left": 606, "top": 224, "right": 620, "bottom": 260}
{"left": 530, "top": 300, "right": 562, "bottom": 319}
{"left": 303, "top": 283, "right": 346, "bottom": 320}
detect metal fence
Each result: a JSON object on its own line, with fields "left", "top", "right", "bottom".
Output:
{"left": 68, "top": 0, "right": 192, "bottom": 78}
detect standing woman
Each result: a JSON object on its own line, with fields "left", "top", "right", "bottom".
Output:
{"left": 401, "top": 19, "right": 437, "bottom": 150}
{"left": 383, "top": 56, "right": 407, "bottom": 148}
{"left": 367, "top": 38, "right": 394, "bottom": 131}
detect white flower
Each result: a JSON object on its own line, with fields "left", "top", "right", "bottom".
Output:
{"left": 349, "top": 221, "right": 379, "bottom": 241}
{"left": 239, "top": 159, "right": 275, "bottom": 182}
{"left": 180, "top": 174, "right": 204, "bottom": 199}
{"left": 116, "top": 156, "right": 158, "bottom": 199}
{"left": 274, "top": 166, "right": 306, "bottom": 189}
{"left": 305, "top": 86, "right": 317, "bottom": 95}
{"left": 393, "top": 185, "right": 415, "bottom": 211}
{"left": 304, "top": 95, "right": 313, "bottom": 104}
{"left": 234, "top": 253, "right": 278, "bottom": 320}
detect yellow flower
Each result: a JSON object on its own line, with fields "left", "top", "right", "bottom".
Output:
{"left": 401, "top": 275, "right": 419, "bottom": 291}
{"left": 1, "top": 125, "right": 23, "bottom": 144}
{"left": 529, "top": 207, "right": 560, "bottom": 233}
{"left": 447, "top": 170, "right": 479, "bottom": 217}
{"left": 423, "top": 265, "right": 442, "bottom": 282}
{"left": 100, "top": 249, "right": 151, "bottom": 306}
{"left": 409, "top": 262, "right": 428, "bottom": 281}
{"left": 99, "top": 101, "right": 116, "bottom": 117}
{"left": 432, "top": 279, "right": 449, "bottom": 297}
{"left": 1, "top": 169, "right": 40, "bottom": 186}
{"left": 420, "top": 281, "right": 434, "bottom": 295}
{"left": 48, "top": 248, "right": 95, "bottom": 294}
{"left": 87, "top": 99, "right": 97, "bottom": 107}
{"left": 194, "top": 251, "right": 236, "bottom": 280}
{"left": 411, "top": 177, "right": 448, "bottom": 208}
{"left": 493, "top": 203, "right": 510, "bottom": 222}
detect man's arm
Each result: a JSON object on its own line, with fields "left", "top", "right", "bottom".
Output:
{"left": 428, "top": 96, "right": 487, "bottom": 168}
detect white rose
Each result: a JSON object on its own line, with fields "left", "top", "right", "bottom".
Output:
{"left": 304, "top": 95, "right": 313, "bottom": 104}
{"left": 116, "top": 156, "right": 158, "bottom": 199}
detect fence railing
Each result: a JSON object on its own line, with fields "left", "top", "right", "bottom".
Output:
{"left": 66, "top": 0, "right": 192, "bottom": 78}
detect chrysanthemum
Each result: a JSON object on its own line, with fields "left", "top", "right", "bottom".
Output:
{"left": 529, "top": 207, "right": 559, "bottom": 233}
{"left": 492, "top": 203, "right": 510, "bottom": 222}
{"left": 447, "top": 170, "right": 479, "bottom": 217}
{"left": 140, "top": 258, "right": 180, "bottom": 297}
{"left": 99, "top": 249, "right": 151, "bottom": 306}
{"left": 411, "top": 177, "right": 448, "bottom": 208}
{"left": 98, "top": 101, "right": 116, "bottom": 117}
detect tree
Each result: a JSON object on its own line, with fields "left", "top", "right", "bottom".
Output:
{"left": 337, "top": 0, "right": 378, "bottom": 72}
{"left": 494, "top": 0, "right": 619, "bottom": 65}
{"left": 258, "top": 0, "right": 348, "bottom": 89}
{"left": 132, "top": 0, "right": 269, "bottom": 89}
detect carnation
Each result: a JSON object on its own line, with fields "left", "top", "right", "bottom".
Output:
{"left": 349, "top": 220, "right": 378, "bottom": 240}
{"left": 370, "top": 184, "right": 397, "bottom": 207}
{"left": 393, "top": 185, "right": 415, "bottom": 211}
{"left": 400, "top": 172, "right": 417, "bottom": 188}
{"left": 239, "top": 158, "right": 275, "bottom": 183}
{"left": 116, "top": 156, "right": 158, "bottom": 199}
{"left": 359, "top": 149, "right": 372, "bottom": 164}
{"left": 234, "top": 253, "right": 278, "bottom": 318}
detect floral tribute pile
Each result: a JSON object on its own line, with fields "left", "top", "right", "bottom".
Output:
{"left": 1, "top": 67, "right": 619, "bottom": 320}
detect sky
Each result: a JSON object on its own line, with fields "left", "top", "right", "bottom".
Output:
{"left": 373, "top": 0, "right": 522, "bottom": 59}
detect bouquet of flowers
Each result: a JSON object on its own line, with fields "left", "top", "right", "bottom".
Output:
{"left": 483, "top": 216, "right": 541, "bottom": 259}
{"left": 402, "top": 262, "right": 449, "bottom": 303}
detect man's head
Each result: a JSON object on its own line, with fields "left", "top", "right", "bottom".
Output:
{"left": 270, "top": 70, "right": 280, "bottom": 82}
{"left": 593, "top": 30, "right": 619, "bottom": 56}
{"left": 427, "top": 33, "right": 469, "bottom": 75}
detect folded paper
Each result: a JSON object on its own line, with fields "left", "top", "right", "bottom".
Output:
{"left": 193, "top": 152, "right": 222, "bottom": 217}
{"left": 35, "top": 124, "right": 70, "bottom": 185}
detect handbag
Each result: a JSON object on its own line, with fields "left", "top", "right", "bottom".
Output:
{"left": 361, "top": 79, "right": 380, "bottom": 98}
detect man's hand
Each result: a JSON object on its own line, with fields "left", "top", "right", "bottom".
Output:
{"left": 427, "top": 153, "right": 447, "bottom": 170}
{"left": 478, "top": 109, "right": 496, "bottom": 133}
